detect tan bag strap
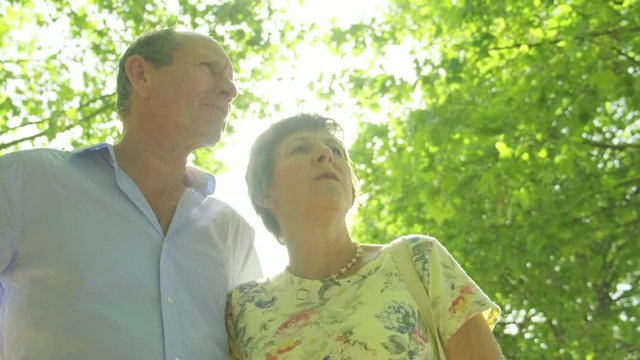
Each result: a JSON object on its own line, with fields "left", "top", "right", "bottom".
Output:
{"left": 390, "top": 237, "right": 449, "bottom": 359}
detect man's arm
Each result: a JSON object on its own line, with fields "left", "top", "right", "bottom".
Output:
{"left": 0, "top": 153, "right": 20, "bottom": 274}
{"left": 446, "top": 314, "right": 504, "bottom": 360}
{"left": 228, "top": 213, "right": 263, "bottom": 287}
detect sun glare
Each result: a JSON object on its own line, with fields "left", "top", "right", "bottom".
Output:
{"left": 216, "top": 0, "right": 389, "bottom": 277}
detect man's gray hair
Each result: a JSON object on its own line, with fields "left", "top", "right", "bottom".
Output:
{"left": 115, "top": 28, "right": 184, "bottom": 121}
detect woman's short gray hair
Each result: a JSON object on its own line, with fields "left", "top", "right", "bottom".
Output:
{"left": 245, "top": 113, "right": 357, "bottom": 243}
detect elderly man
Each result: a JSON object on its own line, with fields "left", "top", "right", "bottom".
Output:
{"left": 0, "top": 29, "right": 262, "bottom": 359}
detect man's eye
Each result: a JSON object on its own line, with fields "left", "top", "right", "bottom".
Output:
{"left": 199, "top": 62, "right": 217, "bottom": 74}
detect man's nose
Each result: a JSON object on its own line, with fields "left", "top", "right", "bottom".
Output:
{"left": 220, "top": 77, "right": 238, "bottom": 103}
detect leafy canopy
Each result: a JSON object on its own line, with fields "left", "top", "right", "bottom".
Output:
{"left": 322, "top": 0, "right": 639, "bottom": 358}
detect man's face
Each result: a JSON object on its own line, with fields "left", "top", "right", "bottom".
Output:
{"left": 146, "top": 34, "right": 238, "bottom": 148}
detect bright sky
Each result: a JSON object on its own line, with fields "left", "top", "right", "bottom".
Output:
{"left": 213, "top": 0, "right": 388, "bottom": 277}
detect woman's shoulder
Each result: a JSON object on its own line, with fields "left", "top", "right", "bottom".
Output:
{"left": 393, "top": 234, "right": 444, "bottom": 254}
{"left": 358, "top": 235, "right": 445, "bottom": 266}
{"left": 399, "top": 233, "right": 439, "bottom": 244}
{"left": 229, "top": 279, "right": 265, "bottom": 299}
{"left": 388, "top": 234, "right": 459, "bottom": 272}
{"left": 227, "top": 275, "right": 286, "bottom": 314}
{"left": 228, "top": 273, "right": 284, "bottom": 300}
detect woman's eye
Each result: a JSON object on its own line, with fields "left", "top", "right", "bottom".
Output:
{"left": 331, "top": 146, "right": 344, "bottom": 157}
{"left": 291, "top": 144, "right": 307, "bottom": 153}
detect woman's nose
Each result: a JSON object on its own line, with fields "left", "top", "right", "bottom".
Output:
{"left": 315, "top": 145, "right": 334, "bottom": 163}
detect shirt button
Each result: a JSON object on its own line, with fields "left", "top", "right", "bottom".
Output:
{"left": 163, "top": 243, "right": 168, "bottom": 250}
{"left": 167, "top": 297, "right": 174, "bottom": 304}
{"left": 175, "top": 357, "right": 180, "bottom": 360}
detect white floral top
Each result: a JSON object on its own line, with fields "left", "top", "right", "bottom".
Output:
{"left": 226, "top": 235, "right": 500, "bottom": 359}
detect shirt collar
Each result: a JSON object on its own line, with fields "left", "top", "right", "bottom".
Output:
{"left": 184, "top": 164, "right": 216, "bottom": 196}
{"left": 73, "top": 143, "right": 216, "bottom": 196}
{"left": 72, "top": 143, "right": 111, "bottom": 155}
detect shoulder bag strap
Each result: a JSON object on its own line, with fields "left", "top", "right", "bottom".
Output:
{"left": 390, "top": 238, "right": 449, "bottom": 359}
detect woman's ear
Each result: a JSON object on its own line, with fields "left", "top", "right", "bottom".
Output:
{"left": 257, "top": 196, "right": 275, "bottom": 209}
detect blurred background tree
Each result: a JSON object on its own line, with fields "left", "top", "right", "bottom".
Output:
{"left": 1, "top": 0, "right": 638, "bottom": 358}
{"left": 326, "top": 1, "right": 639, "bottom": 359}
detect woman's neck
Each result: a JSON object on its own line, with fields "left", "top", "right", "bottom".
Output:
{"left": 282, "top": 220, "right": 359, "bottom": 280}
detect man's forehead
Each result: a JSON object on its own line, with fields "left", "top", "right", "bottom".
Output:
{"left": 177, "top": 33, "right": 228, "bottom": 58}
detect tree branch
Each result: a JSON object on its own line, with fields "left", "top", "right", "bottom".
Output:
{"left": 613, "top": 47, "right": 640, "bottom": 66}
{"left": 5, "top": 119, "right": 47, "bottom": 131}
{"left": 490, "top": 26, "right": 640, "bottom": 51}
{"left": 0, "top": 58, "right": 49, "bottom": 64}
{"left": 0, "top": 101, "right": 114, "bottom": 151}
{"left": 611, "top": 288, "right": 640, "bottom": 302}
{"left": 2, "top": 93, "right": 114, "bottom": 132}
{"left": 596, "top": 235, "right": 621, "bottom": 312}
{"left": 547, "top": 320, "right": 566, "bottom": 346}
{"left": 0, "top": 50, "right": 64, "bottom": 65}
{"left": 619, "top": 216, "right": 640, "bottom": 229}
{"left": 582, "top": 138, "right": 640, "bottom": 150}
{"left": 0, "top": 129, "right": 50, "bottom": 150}
{"left": 77, "top": 93, "right": 115, "bottom": 109}
{"left": 615, "top": 177, "right": 640, "bottom": 188}
{"left": 615, "top": 339, "right": 640, "bottom": 355}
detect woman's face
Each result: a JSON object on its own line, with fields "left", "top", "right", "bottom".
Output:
{"left": 263, "top": 129, "right": 354, "bottom": 221}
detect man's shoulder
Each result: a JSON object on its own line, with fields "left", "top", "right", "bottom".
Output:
{"left": 200, "top": 197, "right": 255, "bottom": 239}
{"left": 1, "top": 147, "right": 71, "bottom": 159}
{"left": 205, "top": 196, "right": 252, "bottom": 221}
{"left": 205, "top": 196, "right": 243, "bottom": 217}
{"left": 0, "top": 148, "right": 72, "bottom": 172}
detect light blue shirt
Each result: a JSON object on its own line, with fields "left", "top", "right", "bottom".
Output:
{"left": 0, "top": 144, "right": 262, "bottom": 360}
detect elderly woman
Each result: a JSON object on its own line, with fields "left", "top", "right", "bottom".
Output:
{"left": 226, "top": 113, "right": 503, "bottom": 359}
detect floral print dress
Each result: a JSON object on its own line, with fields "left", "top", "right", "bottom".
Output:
{"left": 226, "top": 235, "right": 500, "bottom": 359}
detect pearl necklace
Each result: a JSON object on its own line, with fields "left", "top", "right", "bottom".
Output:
{"left": 326, "top": 242, "right": 363, "bottom": 281}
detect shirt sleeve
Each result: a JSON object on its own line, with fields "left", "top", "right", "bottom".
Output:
{"left": 225, "top": 292, "right": 243, "bottom": 360}
{"left": 407, "top": 235, "right": 501, "bottom": 343}
{"left": 227, "top": 212, "right": 263, "bottom": 288}
{"left": 0, "top": 153, "right": 20, "bottom": 274}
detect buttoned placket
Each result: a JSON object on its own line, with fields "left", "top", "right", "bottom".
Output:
{"left": 158, "top": 190, "right": 198, "bottom": 360}
{"left": 110, "top": 156, "right": 193, "bottom": 360}
{"left": 159, "top": 233, "right": 182, "bottom": 360}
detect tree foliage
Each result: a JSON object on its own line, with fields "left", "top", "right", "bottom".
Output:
{"left": 323, "top": 0, "right": 639, "bottom": 358}
{"left": 0, "top": 0, "right": 302, "bottom": 171}
{"left": 2, "top": 0, "right": 638, "bottom": 358}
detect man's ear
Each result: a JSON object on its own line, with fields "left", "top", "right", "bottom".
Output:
{"left": 125, "top": 55, "right": 152, "bottom": 98}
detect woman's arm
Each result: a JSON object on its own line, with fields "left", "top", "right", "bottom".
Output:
{"left": 225, "top": 301, "right": 244, "bottom": 360}
{"left": 446, "top": 314, "right": 503, "bottom": 360}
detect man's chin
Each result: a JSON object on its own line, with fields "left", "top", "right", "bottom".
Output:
{"left": 195, "top": 134, "right": 222, "bottom": 149}
{"left": 198, "top": 128, "right": 225, "bottom": 148}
